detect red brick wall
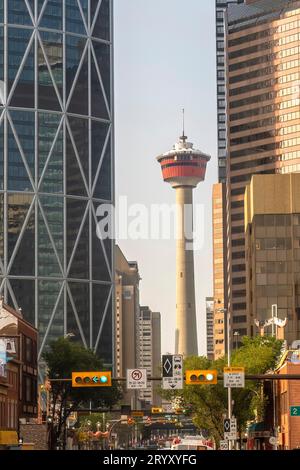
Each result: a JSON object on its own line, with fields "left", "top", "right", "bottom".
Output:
{"left": 287, "top": 363, "right": 300, "bottom": 450}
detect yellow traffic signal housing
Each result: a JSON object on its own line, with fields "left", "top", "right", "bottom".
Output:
{"left": 151, "top": 407, "right": 163, "bottom": 414}
{"left": 185, "top": 370, "right": 218, "bottom": 385}
{"left": 72, "top": 371, "right": 112, "bottom": 387}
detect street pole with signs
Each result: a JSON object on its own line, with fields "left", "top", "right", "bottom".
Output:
{"left": 227, "top": 311, "right": 233, "bottom": 450}
{"left": 217, "top": 307, "right": 233, "bottom": 450}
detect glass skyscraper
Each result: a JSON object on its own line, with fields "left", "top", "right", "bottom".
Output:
{"left": 0, "top": 0, "right": 114, "bottom": 373}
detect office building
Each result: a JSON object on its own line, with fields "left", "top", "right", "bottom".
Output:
{"left": 245, "top": 174, "right": 300, "bottom": 346}
{"left": 224, "top": 0, "right": 300, "bottom": 344}
{"left": 212, "top": 183, "right": 227, "bottom": 359}
{"left": 215, "top": 0, "right": 245, "bottom": 183}
{"left": 157, "top": 131, "right": 210, "bottom": 357}
{"left": 206, "top": 297, "right": 214, "bottom": 360}
{"left": 115, "top": 246, "right": 140, "bottom": 406}
{"left": 0, "top": 1, "right": 114, "bottom": 371}
{"left": 138, "top": 307, "right": 161, "bottom": 407}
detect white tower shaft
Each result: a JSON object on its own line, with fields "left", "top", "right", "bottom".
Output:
{"left": 175, "top": 186, "right": 198, "bottom": 357}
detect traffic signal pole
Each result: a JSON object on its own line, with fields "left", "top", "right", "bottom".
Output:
{"left": 227, "top": 312, "right": 233, "bottom": 451}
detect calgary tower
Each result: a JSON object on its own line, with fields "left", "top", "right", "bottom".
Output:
{"left": 157, "top": 115, "right": 210, "bottom": 356}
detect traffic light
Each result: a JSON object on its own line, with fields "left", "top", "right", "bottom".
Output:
{"left": 185, "top": 370, "right": 218, "bottom": 385}
{"left": 72, "top": 371, "right": 112, "bottom": 387}
{"left": 127, "top": 418, "right": 135, "bottom": 425}
{"left": 151, "top": 407, "right": 163, "bottom": 414}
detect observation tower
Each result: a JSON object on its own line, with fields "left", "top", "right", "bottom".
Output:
{"left": 157, "top": 116, "right": 210, "bottom": 356}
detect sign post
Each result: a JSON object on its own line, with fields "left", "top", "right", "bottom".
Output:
{"left": 224, "top": 367, "right": 245, "bottom": 388}
{"left": 126, "top": 369, "right": 147, "bottom": 390}
{"left": 224, "top": 417, "right": 237, "bottom": 441}
{"left": 162, "top": 355, "right": 183, "bottom": 390}
{"left": 220, "top": 440, "right": 229, "bottom": 451}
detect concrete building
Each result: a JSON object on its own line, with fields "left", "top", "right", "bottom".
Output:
{"left": 212, "top": 183, "right": 227, "bottom": 359}
{"left": 245, "top": 174, "right": 300, "bottom": 346}
{"left": 275, "top": 348, "right": 300, "bottom": 450}
{"left": 0, "top": 0, "right": 114, "bottom": 373}
{"left": 138, "top": 307, "right": 161, "bottom": 407}
{"left": 115, "top": 246, "right": 140, "bottom": 406}
{"left": 157, "top": 131, "right": 210, "bottom": 357}
{"left": 223, "top": 0, "right": 300, "bottom": 346}
{"left": 206, "top": 297, "right": 214, "bottom": 360}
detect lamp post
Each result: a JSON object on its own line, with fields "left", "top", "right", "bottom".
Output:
{"left": 217, "top": 307, "right": 233, "bottom": 450}
{"left": 87, "top": 420, "right": 92, "bottom": 450}
{"left": 233, "top": 331, "right": 240, "bottom": 350}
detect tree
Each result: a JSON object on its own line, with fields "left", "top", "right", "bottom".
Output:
{"left": 160, "top": 336, "right": 282, "bottom": 445}
{"left": 43, "top": 337, "right": 123, "bottom": 450}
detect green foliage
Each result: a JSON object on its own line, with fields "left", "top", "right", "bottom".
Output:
{"left": 160, "top": 336, "right": 283, "bottom": 444}
{"left": 43, "top": 337, "right": 123, "bottom": 449}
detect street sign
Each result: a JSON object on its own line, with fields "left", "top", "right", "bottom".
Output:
{"left": 224, "top": 367, "right": 245, "bottom": 388}
{"left": 131, "top": 411, "right": 144, "bottom": 417}
{"left": 224, "top": 418, "right": 237, "bottom": 441}
{"left": 269, "top": 436, "right": 277, "bottom": 446}
{"left": 220, "top": 440, "right": 229, "bottom": 450}
{"left": 162, "top": 355, "right": 183, "bottom": 390}
{"left": 126, "top": 368, "right": 147, "bottom": 390}
{"left": 162, "top": 403, "right": 173, "bottom": 413}
{"left": 290, "top": 406, "right": 300, "bottom": 416}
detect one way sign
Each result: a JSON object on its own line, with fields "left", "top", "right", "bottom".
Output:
{"left": 162, "top": 355, "right": 183, "bottom": 390}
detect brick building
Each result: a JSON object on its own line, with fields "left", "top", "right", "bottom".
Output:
{"left": 0, "top": 299, "right": 38, "bottom": 448}
{"left": 276, "top": 349, "right": 300, "bottom": 449}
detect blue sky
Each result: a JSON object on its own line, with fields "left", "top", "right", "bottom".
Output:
{"left": 114, "top": 0, "right": 217, "bottom": 355}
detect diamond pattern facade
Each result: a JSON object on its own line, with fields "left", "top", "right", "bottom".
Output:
{"left": 0, "top": 0, "right": 114, "bottom": 374}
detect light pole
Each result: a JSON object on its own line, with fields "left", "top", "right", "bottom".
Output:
{"left": 87, "top": 420, "right": 92, "bottom": 450}
{"left": 217, "top": 307, "right": 233, "bottom": 450}
{"left": 233, "top": 331, "right": 240, "bottom": 350}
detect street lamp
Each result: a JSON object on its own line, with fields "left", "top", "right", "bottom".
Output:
{"left": 217, "top": 306, "right": 233, "bottom": 450}
{"left": 233, "top": 331, "right": 240, "bottom": 350}
{"left": 87, "top": 420, "right": 92, "bottom": 450}
{"left": 64, "top": 333, "right": 75, "bottom": 339}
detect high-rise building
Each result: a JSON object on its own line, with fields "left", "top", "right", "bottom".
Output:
{"left": 212, "top": 183, "right": 227, "bottom": 359}
{"left": 215, "top": 0, "right": 245, "bottom": 183}
{"left": 157, "top": 132, "right": 210, "bottom": 357}
{"left": 224, "top": 0, "right": 300, "bottom": 344}
{"left": 138, "top": 307, "right": 161, "bottom": 407}
{"left": 245, "top": 174, "right": 300, "bottom": 346}
{"left": 0, "top": 1, "right": 114, "bottom": 373}
{"left": 206, "top": 297, "right": 214, "bottom": 360}
{"left": 115, "top": 245, "right": 140, "bottom": 406}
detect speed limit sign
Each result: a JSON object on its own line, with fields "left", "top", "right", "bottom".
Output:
{"left": 127, "top": 369, "right": 147, "bottom": 390}
{"left": 220, "top": 440, "right": 229, "bottom": 450}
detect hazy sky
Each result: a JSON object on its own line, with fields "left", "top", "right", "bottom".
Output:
{"left": 114, "top": 0, "right": 217, "bottom": 355}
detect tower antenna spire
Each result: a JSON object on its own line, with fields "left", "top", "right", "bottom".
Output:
{"left": 181, "top": 108, "right": 187, "bottom": 141}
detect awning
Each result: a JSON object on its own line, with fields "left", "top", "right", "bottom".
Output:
{"left": 0, "top": 431, "right": 18, "bottom": 445}
{"left": 248, "top": 422, "right": 271, "bottom": 438}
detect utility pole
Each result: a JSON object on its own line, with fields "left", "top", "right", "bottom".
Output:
{"left": 227, "top": 309, "right": 233, "bottom": 451}
{"left": 217, "top": 306, "right": 233, "bottom": 450}
{"left": 255, "top": 304, "right": 283, "bottom": 451}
